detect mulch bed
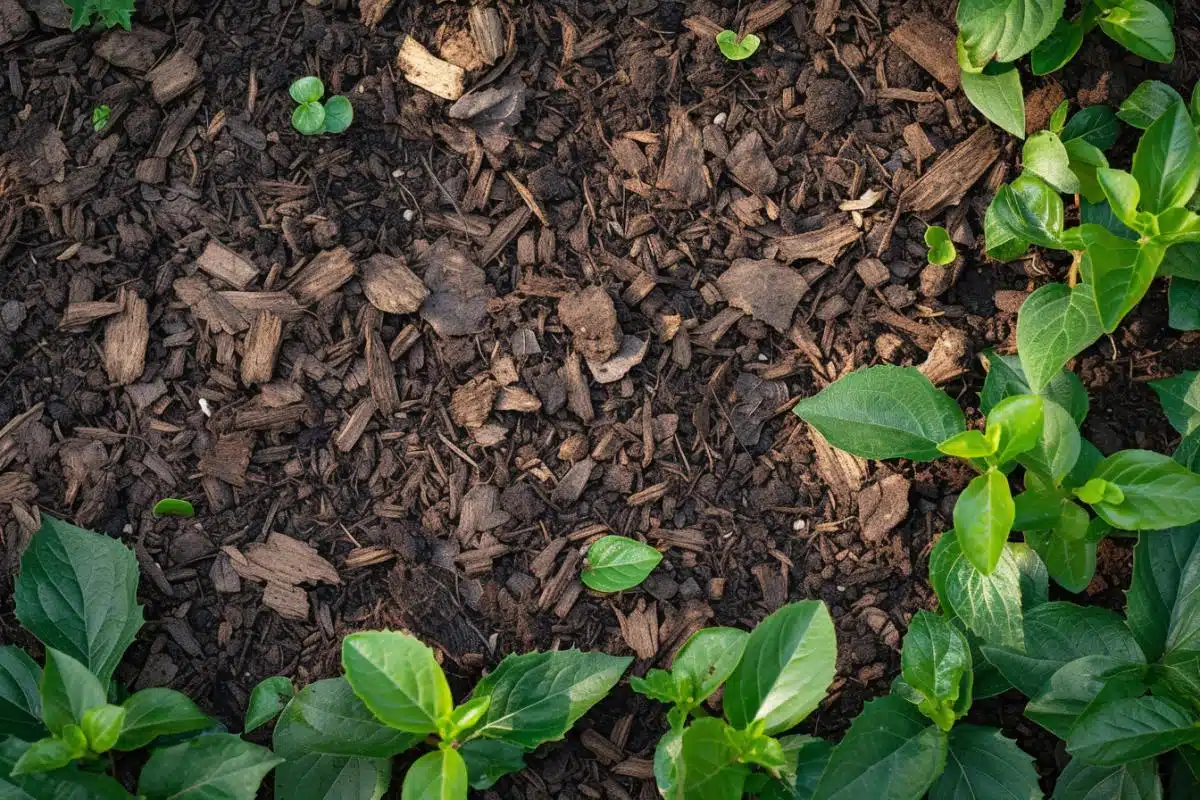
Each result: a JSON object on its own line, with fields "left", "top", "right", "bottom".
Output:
{"left": 1, "top": 0, "right": 1199, "bottom": 795}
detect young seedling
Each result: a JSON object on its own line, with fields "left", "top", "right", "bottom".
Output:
{"left": 65, "top": 0, "right": 135, "bottom": 30}
{"left": 2, "top": 516, "right": 279, "bottom": 797}
{"left": 289, "top": 77, "right": 354, "bottom": 137}
{"left": 152, "top": 497, "right": 194, "bottom": 517}
{"left": 630, "top": 601, "right": 837, "bottom": 798}
{"left": 924, "top": 225, "right": 957, "bottom": 266}
{"left": 715, "top": 30, "right": 761, "bottom": 61}
{"left": 91, "top": 105, "right": 110, "bottom": 133}
{"left": 580, "top": 535, "right": 662, "bottom": 592}
{"left": 272, "top": 631, "right": 629, "bottom": 797}
{"left": 955, "top": 0, "right": 1174, "bottom": 137}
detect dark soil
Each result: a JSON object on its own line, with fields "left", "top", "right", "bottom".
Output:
{"left": 1, "top": 0, "right": 1199, "bottom": 796}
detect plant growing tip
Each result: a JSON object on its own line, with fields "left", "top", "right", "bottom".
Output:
{"left": 153, "top": 498, "right": 195, "bottom": 517}
{"left": 91, "top": 105, "right": 110, "bottom": 133}
{"left": 715, "top": 29, "right": 761, "bottom": 61}
{"left": 289, "top": 76, "right": 354, "bottom": 136}
{"left": 925, "top": 225, "right": 958, "bottom": 265}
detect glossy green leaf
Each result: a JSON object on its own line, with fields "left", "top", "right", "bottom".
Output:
{"left": 292, "top": 102, "right": 326, "bottom": 136}
{"left": 39, "top": 649, "right": 104, "bottom": 735}
{"left": 725, "top": 601, "right": 837, "bottom": 735}
{"left": 0, "top": 738, "right": 130, "bottom": 798}
{"left": 1079, "top": 224, "right": 1165, "bottom": 332}
{"left": 761, "top": 735, "right": 832, "bottom": 800}
{"left": 463, "top": 649, "right": 630, "bottom": 747}
{"left": 1163, "top": 535, "right": 1200, "bottom": 659}
{"left": 401, "top": 749, "right": 467, "bottom": 800}
{"left": 0, "top": 646, "right": 44, "bottom": 742}
{"left": 812, "top": 695, "right": 947, "bottom": 800}
{"left": 139, "top": 733, "right": 281, "bottom": 799}
{"left": 1017, "top": 282, "right": 1104, "bottom": 393}
{"left": 654, "top": 727, "right": 684, "bottom": 796}
{"left": 954, "top": 470, "right": 1015, "bottom": 575}
{"left": 984, "top": 195, "right": 1031, "bottom": 261}
{"left": 715, "top": 29, "right": 761, "bottom": 61}
{"left": 925, "top": 226, "right": 957, "bottom": 265}
{"left": 1031, "top": 18, "right": 1085, "bottom": 75}
{"left": 289, "top": 76, "right": 324, "bottom": 104}
{"left": 1062, "top": 105, "right": 1121, "bottom": 150}
{"left": 1024, "top": 130, "right": 1080, "bottom": 194}
{"left": 341, "top": 630, "right": 452, "bottom": 734}
{"left": 81, "top": 704, "right": 125, "bottom": 753}
{"left": 244, "top": 676, "right": 294, "bottom": 734}
{"left": 441, "top": 696, "right": 490, "bottom": 741}
{"left": 1024, "top": 656, "right": 1148, "bottom": 738}
{"left": 9, "top": 736, "right": 77, "bottom": 776}
{"left": 670, "top": 627, "right": 749, "bottom": 709}
{"left": 665, "top": 718, "right": 748, "bottom": 800}
{"left": 14, "top": 515, "right": 143, "bottom": 687}
{"left": 581, "top": 536, "right": 662, "bottom": 592}
{"left": 116, "top": 688, "right": 213, "bottom": 751}
{"left": 1132, "top": 102, "right": 1200, "bottom": 214}
{"left": 152, "top": 498, "right": 195, "bottom": 517}
{"left": 1065, "top": 139, "right": 1110, "bottom": 203}
{"left": 629, "top": 669, "right": 680, "bottom": 706}
{"left": 938, "top": 430, "right": 996, "bottom": 460}
{"left": 1052, "top": 756, "right": 1163, "bottom": 800}
{"left": 994, "top": 174, "right": 1065, "bottom": 249}
{"left": 961, "top": 62, "right": 1026, "bottom": 139}
{"left": 1170, "top": 277, "right": 1200, "bottom": 331}
{"left": 1025, "top": 527, "right": 1097, "bottom": 593}
{"left": 1087, "top": 450, "right": 1200, "bottom": 530}
{"left": 1119, "top": 80, "right": 1185, "bottom": 129}
{"left": 929, "top": 535, "right": 1025, "bottom": 649}
{"left": 979, "top": 351, "right": 1088, "bottom": 425}
{"left": 1051, "top": 103, "right": 1069, "bottom": 135}
{"left": 792, "top": 366, "right": 965, "bottom": 461}
{"left": 272, "top": 678, "right": 421, "bottom": 759}
{"left": 986, "top": 394, "right": 1045, "bottom": 464}
{"left": 458, "top": 740, "right": 526, "bottom": 790}
{"left": 1099, "top": 168, "right": 1143, "bottom": 230}
{"left": 322, "top": 96, "right": 353, "bottom": 134}
{"left": 955, "top": 0, "right": 1064, "bottom": 66}
{"left": 899, "top": 611, "right": 971, "bottom": 730}
{"left": 272, "top": 754, "right": 390, "bottom": 800}
{"left": 1068, "top": 696, "right": 1200, "bottom": 766}
{"left": 1099, "top": 0, "right": 1175, "bottom": 63}
{"left": 1018, "top": 398, "right": 1082, "bottom": 485}
{"left": 1127, "top": 525, "right": 1200, "bottom": 661}
{"left": 1149, "top": 372, "right": 1200, "bottom": 435}
{"left": 928, "top": 725, "right": 1040, "bottom": 800}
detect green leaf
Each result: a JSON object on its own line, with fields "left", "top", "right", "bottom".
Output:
{"left": 292, "top": 102, "right": 326, "bottom": 136}
{"left": 654, "top": 727, "right": 684, "bottom": 796}
{"left": 81, "top": 704, "right": 125, "bottom": 753}
{"left": 441, "top": 696, "right": 490, "bottom": 740}
{"left": 1133, "top": 103, "right": 1200, "bottom": 214}
{"left": 899, "top": 611, "right": 972, "bottom": 730}
{"left": 40, "top": 649, "right": 105, "bottom": 735}
{"left": 341, "top": 631, "right": 452, "bottom": 734}
{"left": 1025, "top": 527, "right": 1098, "bottom": 593}
{"left": 9, "top": 736, "right": 77, "bottom": 776}
{"left": 1170, "top": 277, "right": 1200, "bottom": 330}
{"left": 1127, "top": 524, "right": 1200, "bottom": 661}
{"left": 116, "top": 688, "right": 213, "bottom": 751}
{"left": 581, "top": 536, "right": 663, "bottom": 592}
{"left": 629, "top": 669, "right": 680, "bottom": 706}
{"left": 14, "top": 515, "right": 143, "bottom": 687}
{"left": 724, "top": 601, "right": 836, "bottom": 734}
{"left": 1024, "top": 656, "right": 1148, "bottom": 738}
{"left": 984, "top": 195, "right": 1031, "bottom": 261}
{"left": 929, "top": 535, "right": 1025, "bottom": 649}
{"left": 463, "top": 649, "right": 630, "bottom": 747}
{"left": 0, "top": 739, "right": 128, "bottom": 797}
{"left": 1017, "top": 282, "right": 1104, "bottom": 393}
{"left": 980, "top": 351, "right": 1088, "bottom": 425}
{"left": 1149, "top": 372, "right": 1200, "bottom": 435}
{"left": 139, "top": 733, "right": 282, "bottom": 799}
{"left": 401, "top": 749, "right": 467, "bottom": 800}
{"left": 272, "top": 754, "right": 390, "bottom": 800}
{"left": 993, "top": 173, "right": 1064, "bottom": 248}
{"left": 1099, "top": 0, "right": 1176, "bottom": 63}
{"left": 928, "top": 725, "right": 1041, "bottom": 800}
{"left": 322, "top": 96, "right": 353, "bottom": 134}
{"left": 1068, "top": 696, "right": 1200, "bottom": 766}
{"left": 1079, "top": 224, "right": 1165, "bottom": 332}
{"left": 925, "top": 226, "right": 957, "bottom": 265}
{"left": 458, "top": 740, "right": 526, "bottom": 790}
{"left": 1097, "top": 169, "right": 1142, "bottom": 230}
{"left": 1024, "top": 130, "right": 1080, "bottom": 194}
{"left": 244, "top": 676, "right": 294, "bottom": 734}
{"left": 981, "top": 602, "right": 1145, "bottom": 698}
{"left": 1164, "top": 537, "right": 1200, "bottom": 658}
{"left": 0, "top": 646, "right": 45, "bottom": 742}
{"left": 938, "top": 430, "right": 996, "bottom": 460}
{"left": 1018, "top": 398, "right": 1082, "bottom": 485}
{"left": 961, "top": 62, "right": 1027, "bottom": 139}
{"left": 1062, "top": 105, "right": 1121, "bottom": 150}
{"left": 1012, "top": 540, "right": 1050, "bottom": 609}
{"left": 670, "top": 627, "right": 749, "bottom": 709}
{"left": 1050, "top": 102, "right": 1068, "bottom": 134}
{"left": 955, "top": 0, "right": 1065, "bottom": 65}
{"left": 666, "top": 718, "right": 748, "bottom": 800}
{"left": 1031, "top": 18, "right": 1085, "bottom": 75}
{"left": 792, "top": 366, "right": 965, "bottom": 461}
{"left": 954, "top": 470, "right": 1015, "bottom": 575}
{"left": 986, "top": 394, "right": 1045, "bottom": 464}
{"left": 151, "top": 498, "right": 195, "bottom": 517}
{"left": 1053, "top": 757, "right": 1163, "bottom": 800}
{"left": 289, "top": 76, "right": 324, "bottom": 104}
{"left": 812, "top": 695, "right": 947, "bottom": 800}
{"left": 714, "top": 29, "right": 761, "bottom": 61}
{"left": 762, "top": 735, "right": 832, "bottom": 800}
{"left": 1065, "top": 139, "right": 1111, "bottom": 203}
{"left": 272, "top": 678, "right": 421, "bottom": 759}
{"left": 1118, "top": 80, "right": 1185, "bottom": 129}
{"left": 1087, "top": 450, "right": 1200, "bottom": 530}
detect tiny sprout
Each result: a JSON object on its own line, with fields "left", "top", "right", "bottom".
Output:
{"left": 153, "top": 498, "right": 195, "bottom": 517}
{"left": 924, "top": 225, "right": 958, "bottom": 266}
{"left": 715, "top": 29, "right": 761, "bottom": 61}
{"left": 289, "top": 76, "right": 354, "bottom": 136}
{"left": 92, "top": 104, "right": 111, "bottom": 133}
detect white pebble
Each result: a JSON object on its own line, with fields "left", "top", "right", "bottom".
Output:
{"left": 199, "top": 397, "right": 213, "bottom": 417}
{"left": 402, "top": 209, "right": 416, "bottom": 222}
{"left": 713, "top": 112, "right": 727, "bottom": 126}
{"left": 792, "top": 519, "right": 806, "bottom": 531}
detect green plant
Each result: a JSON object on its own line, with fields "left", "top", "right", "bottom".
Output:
{"left": 715, "top": 30, "right": 761, "bottom": 61}
{"left": 924, "top": 225, "right": 958, "bottom": 265}
{"left": 1, "top": 515, "right": 279, "bottom": 798}
{"left": 629, "top": 601, "right": 837, "bottom": 798}
{"left": 956, "top": 0, "right": 1175, "bottom": 137}
{"left": 65, "top": 0, "right": 134, "bottom": 30}
{"left": 152, "top": 497, "right": 194, "bottom": 517}
{"left": 581, "top": 535, "right": 662, "bottom": 592}
{"left": 91, "top": 104, "right": 110, "bottom": 133}
{"left": 271, "top": 631, "right": 629, "bottom": 798}
{"left": 289, "top": 77, "right": 354, "bottom": 136}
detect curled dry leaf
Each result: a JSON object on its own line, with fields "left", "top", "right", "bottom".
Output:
{"left": 587, "top": 336, "right": 649, "bottom": 384}
{"left": 449, "top": 77, "right": 528, "bottom": 147}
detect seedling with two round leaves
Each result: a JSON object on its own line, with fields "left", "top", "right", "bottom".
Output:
{"left": 270, "top": 631, "right": 630, "bottom": 798}
{"left": 2, "top": 515, "right": 279, "bottom": 798}
{"left": 924, "top": 226, "right": 957, "bottom": 266}
{"left": 289, "top": 77, "right": 354, "bottom": 136}
{"left": 715, "top": 30, "right": 760, "bottom": 61}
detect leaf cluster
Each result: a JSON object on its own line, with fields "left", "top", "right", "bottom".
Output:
{"left": 65, "top": 0, "right": 135, "bottom": 31}
{"left": 290, "top": 77, "right": 354, "bottom": 137}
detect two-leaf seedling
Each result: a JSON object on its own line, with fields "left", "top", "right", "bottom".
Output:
{"left": 715, "top": 30, "right": 760, "bottom": 61}
{"left": 581, "top": 535, "right": 662, "bottom": 592}
{"left": 924, "top": 226, "right": 957, "bottom": 266}
{"left": 289, "top": 77, "right": 353, "bottom": 136}
{"left": 91, "top": 105, "right": 110, "bottom": 133}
